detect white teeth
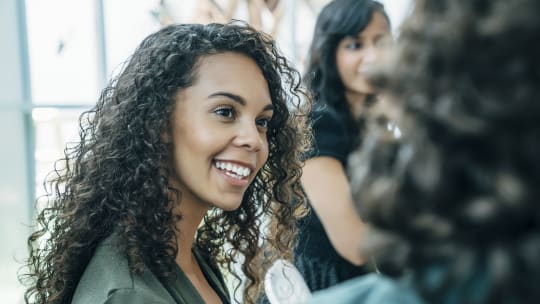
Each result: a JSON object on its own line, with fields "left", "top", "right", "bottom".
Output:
{"left": 214, "top": 161, "right": 251, "bottom": 177}
{"left": 225, "top": 171, "right": 242, "bottom": 180}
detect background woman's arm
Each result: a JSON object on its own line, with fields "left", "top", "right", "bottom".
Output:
{"left": 301, "top": 156, "right": 366, "bottom": 265}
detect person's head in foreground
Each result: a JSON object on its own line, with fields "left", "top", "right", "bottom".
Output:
{"left": 348, "top": 0, "right": 540, "bottom": 302}
{"left": 22, "top": 22, "right": 310, "bottom": 304}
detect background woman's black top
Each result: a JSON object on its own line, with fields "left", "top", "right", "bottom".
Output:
{"left": 295, "top": 105, "right": 371, "bottom": 292}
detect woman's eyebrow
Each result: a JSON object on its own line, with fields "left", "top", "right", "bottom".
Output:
{"left": 208, "top": 91, "right": 246, "bottom": 105}
{"left": 209, "top": 91, "right": 273, "bottom": 111}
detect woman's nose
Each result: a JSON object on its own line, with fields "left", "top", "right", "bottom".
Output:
{"left": 363, "top": 45, "right": 379, "bottom": 64}
{"left": 232, "top": 121, "right": 263, "bottom": 152}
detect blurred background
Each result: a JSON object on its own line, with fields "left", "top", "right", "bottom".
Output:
{"left": 0, "top": 0, "right": 411, "bottom": 302}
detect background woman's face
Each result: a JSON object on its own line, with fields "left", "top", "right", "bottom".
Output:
{"left": 168, "top": 52, "right": 273, "bottom": 211}
{"left": 335, "top": 11, "right": 391, "bottom": 96}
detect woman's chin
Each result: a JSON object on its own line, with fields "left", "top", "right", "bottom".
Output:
{"left": 212, "top": 201, "right": 243, "bottom": 212}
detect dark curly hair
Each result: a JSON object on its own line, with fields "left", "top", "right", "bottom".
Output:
{"left": 21, "top": 22, "right": 310, "bottom": 304}
{"left": 304, "top": 0, "right": 389, "bottom": 136}
{"left": 348, "top": 0, "right": 540, "bottom": 302}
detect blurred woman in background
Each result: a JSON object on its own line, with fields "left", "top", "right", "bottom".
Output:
{"left": 296, "top": 0, "right": 392, "bottom": 292}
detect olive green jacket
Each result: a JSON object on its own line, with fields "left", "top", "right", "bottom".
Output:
{"left": 72, "top": 234, "right": 230, "bottom": 304}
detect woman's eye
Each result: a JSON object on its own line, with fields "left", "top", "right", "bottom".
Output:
{"left": 214, "top": 107, "right": 235, "bottom": 119}
{"left": 256, "top": 117, "right": 271, "bottom": 130}
{"left": 345, "top": 41, "right": 362, "bottom": 50}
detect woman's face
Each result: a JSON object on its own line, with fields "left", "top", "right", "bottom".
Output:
{"left": 168, "top": 52, "right": 273, "bottom": 211}
{"left": 335, "top": 11, "right": 391, "bottom": 97}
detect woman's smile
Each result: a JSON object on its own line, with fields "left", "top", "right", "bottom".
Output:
{"left": 213, "top": 159, "right": 253, "bottom": 187}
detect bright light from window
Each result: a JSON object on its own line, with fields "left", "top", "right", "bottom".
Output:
{"left": 26, "top": 0, "right": 100, "bottom": 104}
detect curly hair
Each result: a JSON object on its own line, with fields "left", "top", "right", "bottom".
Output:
{"left": 348, "top": 0, "right": 540, "bottom": 302}
{"left": 21, "top": 22, "right": 310, "bottom": 304}
{"left": 304, "top": 0, "right": 389, "bottom": 135}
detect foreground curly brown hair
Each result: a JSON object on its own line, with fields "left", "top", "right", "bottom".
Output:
{"left": 349, "top": 0, "right": 540, "bottom": 302}
{"left": 21, "top": 23, "right": 310, "bottom": 304}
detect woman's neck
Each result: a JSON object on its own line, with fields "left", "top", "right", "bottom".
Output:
{"left": 171, "top": 191, "right": 209, "bottom": 271}
{"left": 345, "top": 90, "right": 368, "bottom": 119}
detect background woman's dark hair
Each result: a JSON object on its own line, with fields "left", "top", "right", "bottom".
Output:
{"left": 21, "top": 22, "right": 310, "bottom": 304}
{"left": 304, "top": 0, "right": 390, "bottom": 134}
{"left": 349, "top": 0, "right": 540, "bottom": 302}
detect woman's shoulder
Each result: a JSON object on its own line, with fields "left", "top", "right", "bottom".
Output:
{"left": 72, "top": 234, "right": 174, "bottom": 304}
{"left": 307, "top": 104, "right": 351, "bottom": 163}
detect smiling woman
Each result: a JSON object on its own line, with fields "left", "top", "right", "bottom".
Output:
{"left": 168, "top": 53, "right": 274, "bottom": 213}
{"left": 20, "top": 23, "right": 311, "bottom": 304}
